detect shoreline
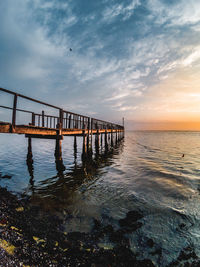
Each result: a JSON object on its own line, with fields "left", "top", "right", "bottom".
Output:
{"left": 0, "top": 186, "right": 199, "bottom": 266}
{"left": 0, "top": 186, "right": 153, "bottom": 266}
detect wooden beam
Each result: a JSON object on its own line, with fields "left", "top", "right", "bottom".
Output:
{"left": 25, "top": 134, "right": 63, "bottom": 139}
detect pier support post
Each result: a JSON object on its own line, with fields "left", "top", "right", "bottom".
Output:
{"left": 11, "top": 93, "right": 18, "bottom": 132}
{"left": 82, "top": 129, "right": 87, "bottom": 160}
{"left": 101, "top": 132, "right": 103, "bottom": 150}
{"left": 54, "top": 119, "right": 65, "bottom": 171}
{"left": 73, "top": 135, "right": 77, "bottom": 166}
{"left": 55, "top": 137, "right": 65, "bottom": 175}
{"left": 27, "top": 137, "right": 32, "bottom": 159}
{"left": 74, "top": 135, "right": 77, "bottom": 153}
{"left": 87, "top": 118, "right": 92, "bottom": 157}
{"left": 90, "top": 118, "right": 93, "bottom": 156}
{"left": 111, "top": 129, "right": 114, "bottom": 147}
{"left": 95, "top": 128, "right": 100, "bottom": 155}
{"left": 26, "top": 137, "right": 35, "bottom": 192}
{"left": 105, "top": 130, "right": 108, "bottom": 152}
{"left": 26, "top": 137, "right": 34, "bottom": 179}
{"left": 55, "top": 138, "right": 62, "bottom": 160}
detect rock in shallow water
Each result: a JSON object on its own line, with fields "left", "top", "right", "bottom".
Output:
{"left": 119, "top": 210, "right": 143, "bottom": 232}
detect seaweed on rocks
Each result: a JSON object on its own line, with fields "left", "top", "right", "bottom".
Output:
{"left": 0, "top": 187, "right": 156, "bottom": 266}
{"left": 168, "top": 246, "right": 199, "bottom": 267}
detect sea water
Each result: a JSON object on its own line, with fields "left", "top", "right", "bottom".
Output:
{"left": 1, "top": 131, "right": 200, "bottom": 265}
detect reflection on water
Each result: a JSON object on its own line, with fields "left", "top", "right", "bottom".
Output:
{"left": 1, "top": 131, "right": 200, "bottom": 265}
{"left": 24, "top": 133, "right": 124, "bottom": 213}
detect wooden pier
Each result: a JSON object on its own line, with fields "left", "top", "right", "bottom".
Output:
{"left": 0, "top": 88, "right": 124, "bottom": 160}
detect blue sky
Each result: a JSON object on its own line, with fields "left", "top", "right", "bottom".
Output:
{"left": 1, "top": 0, "right": 200, "bottom": 128}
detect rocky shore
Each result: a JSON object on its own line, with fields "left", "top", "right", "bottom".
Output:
{"left": 0, "top": 186, "right": 199, "bottom": 266}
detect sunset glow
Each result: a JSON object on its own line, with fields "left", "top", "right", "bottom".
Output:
{"left": 1, "top": 0, "right": 200, "bottom": 130}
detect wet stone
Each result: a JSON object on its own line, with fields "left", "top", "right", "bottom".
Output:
{"left": 168, "top": 246, "right": 199, "bottom": 266}
{"left": 109, "top": 229, "right": 130, "bottom": 247}
{"left": 150, "top": 248, "right": 162, "bottom": 256}
{"left": 146, "top": 238, "right": 154, "bottom": 248}
{"left": 119, "top": 210, "right": 143, "bottom": 232}
{"left": 179, "top": 223, "right": 186, "bottom": 229}
{"left": 135, "top": 259, "right": 155, "bottom": 267}
{"left": 1, "top": 175, "right": 12, "bottom": 179}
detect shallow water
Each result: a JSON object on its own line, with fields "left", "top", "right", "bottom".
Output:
{"left": 1, "top": 131, "right": 200, "bottom": 265}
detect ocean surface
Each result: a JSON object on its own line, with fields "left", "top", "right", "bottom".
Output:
{"left": 1, "top": 131, "right": 200, "bottom": 265}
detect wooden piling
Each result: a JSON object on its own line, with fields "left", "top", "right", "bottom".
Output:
{"left": 101, "top": 132, "right": 103, "bottom": 150}
{"left": 42, "top": 110, "right": 45, "bottom": 127}
{"left": 11, "top": 94, "right": 18, "bottom": 131}
{"left": 27, "top": 137, "right": 33, "bottom": 161}
{"left": 82, "top": 129, "right": 87, "bottom": 159}
{"left": 26, "top": 137, "right": 34, "bottom": 183}
{"left": 105, "top": 130, "right": 108, "bottom": 151}
{"left": 95, "top": 129, "right": 100, "bottom": 155}
{"left": 55, "top": 138, "right": 62, "bottom": 159}
{"left": 111, "top": 129, "right": 113, "bottom": 147}
{"left": 90, "top": 118, "right": 93, "bottom": 155}
{"left": 87, "top": 118, "right": 90, "bottom": 153}
{"left": 74, "top": 135, "right": 77, "bottom": 162}
{"left": 74, "top": 135, "right": 77, "bottom": 151}
{"left": 68, "top": 115, "right": 71, "bottom": 128}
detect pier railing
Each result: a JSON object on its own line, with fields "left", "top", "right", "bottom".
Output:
{"left": 0, "top": 87, "right": 124, "bottom": 131}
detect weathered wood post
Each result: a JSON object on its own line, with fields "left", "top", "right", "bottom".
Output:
{"left": 54, "top": 109, "right": 65, "bottom": 174}
{"left": 42, "top": 110, "right": 45, "bottom": 127}
{"left": 87, "top": 117, "right": 93, "bottom": 157}
{"left": 26, "top": 137, "right": 34, "bottom": 182}
{"left": 11, "top": 93, "right": 18, "bottom": 132}
{"left": 32, "top": 113, "right": 35, "bottom": 126}
{"left": 55, "top": 131, "right": 65, "bottom": 174}
{"left": 108, "top": 125, "right": 110, "bottom": 142}
{"left": 101, "top": 130, "right": 103, "bottom": 150}
{"left": 82, "top": 128, "right": 87, "bottom": 160}
{"left": 74, "top": 135, "right": 77, "bottom": 151}
{"left": 87, "top": 117, "right": 90, "bottom": 154}
{"left": 74, "top": 135, "right": 77, "bottom": 161}
{"left": 27, "top": 137, "right": 33, "bottom": 161}
{"left": 59, "top": 109, "right": 63, "bottom": 128}
{"left": 55, "top": 138, "right": 62, "bottom": 160}
{"left": 95, "top": 123, "right": 99, "bottom": 155}
{"left": 115, "top": 129, "right": 118, "bottom": 145}
{"left": 91, "top": 118, "right": 93, "bottom": 153}
{"left": 68, "top": 114, "right": 71, "bottom": 128}
{"left": 105, "top": 129, "right": 108, "bottom": 152}
{"left": 65, "top": 113, "right": 67, "bottom": 128}
{"left": 111, "top": 128, "right": 114, "bottom": 147}
{"left": 55, "top": 109, "right": 63, "bottom": 160}
{"left": 55, "top": 138, "right": 65, "bottom": 175}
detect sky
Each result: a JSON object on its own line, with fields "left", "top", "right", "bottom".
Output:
{"left": 1, "top": 0, "right": 200, "bottom": 130}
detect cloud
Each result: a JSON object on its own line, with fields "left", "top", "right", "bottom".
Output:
{"left": 182, "top": 47, "right": 200, "bottom": 66}
{"left": 147, "top": 0, "right": 200, "bottom": 26}
{"left": 1, "top": 0, "right": 200, "bottom": 124}
{"left": 119, "top": 106, "right": 138, "bottom": 111}
{"left": 102, "top": 0, "right": 140, "bottom": 23}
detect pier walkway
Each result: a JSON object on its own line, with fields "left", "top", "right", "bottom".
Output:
{"left": 0, "top": 87, "right": 124, "bottom": 159}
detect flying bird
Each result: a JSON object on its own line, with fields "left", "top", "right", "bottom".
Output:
{"left": 69, "top": 48, "right": 72, "bottom": 51}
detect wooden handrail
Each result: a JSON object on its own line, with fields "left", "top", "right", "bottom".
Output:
{"left": 0, "top": 87, "right": 124, "bottom": 130}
